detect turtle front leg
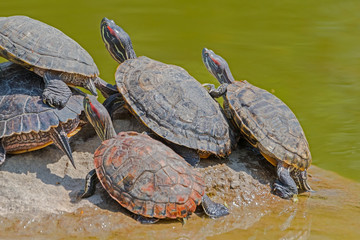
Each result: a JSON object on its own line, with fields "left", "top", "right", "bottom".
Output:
{"left": 201, "top": 194, "right": 229, "bottom": 218}
{"left": 80, "top": 169, "right": 100, "bottom": 198}
{"left": 48, "top": 124, "right": 75, "bottom": 169}
{"left": 0, "top": 140, "right": 6, "bottom": 166}
{"left": 273, "top": 162, "right": 298, "bottom": 199}
{"left": 43, "top": 71, "right": 72, "bottom": 108}
{"left": 202, "top": 83, "right": 228, "bottom": 98}
{"left": 94, "top": 77, "right": 118, "bottom": 98}
{"left": 102, "top": 93, "right": 129, "bottom": 119}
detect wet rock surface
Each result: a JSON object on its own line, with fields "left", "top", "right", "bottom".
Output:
{"left": 0, "top": 119, "right": 359, "bottom": 239}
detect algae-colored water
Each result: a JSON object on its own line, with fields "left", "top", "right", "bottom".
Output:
{"left": 1, "top": 0, "right": 360, "bottom": 239}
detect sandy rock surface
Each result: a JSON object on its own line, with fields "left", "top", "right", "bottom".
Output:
{"left": 0, "top": 118, "right": 359, "bottom": 239}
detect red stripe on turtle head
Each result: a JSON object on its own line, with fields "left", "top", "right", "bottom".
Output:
{"left": 210, "top": 55, "right": 221, "bottom": 66}
{"left": 89, "top": 101, "right": 100, "bottom": 119}
{"left": 107, "top": 26, "right": 116, "bottom": 36}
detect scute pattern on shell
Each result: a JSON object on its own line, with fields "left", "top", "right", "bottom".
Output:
{"left": 115, "top": 56, "right": 231, "bottom": 157}
{"left": 94, "top": 131, "right": 206, "bottom": 219}
{"left": 0, "top": 16, "right": 98, "bottom": 77}
{"left": 0, "top": 62, "right": 83, "bottom": 138}
{"left": 227, "top": 81, "right": 311, "bottom": 170}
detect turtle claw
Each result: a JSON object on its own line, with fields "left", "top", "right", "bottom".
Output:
{"left": 42, "top": 97, "right": 55, "bottom": 108}
{"left": 180, "top": 216, "right": 188, "bottom": 226}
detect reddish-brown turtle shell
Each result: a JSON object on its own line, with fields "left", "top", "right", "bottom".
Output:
{"left": 93, "top": 131, "right": 205, "bottom": 219}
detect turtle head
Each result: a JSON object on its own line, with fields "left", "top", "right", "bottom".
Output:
{"left": 202, "top": 48, "right": 235, "bottom": 84}
{"left": 101, "top": 17, "right": 137, "bottom": 64}
{"left": 83, "top": 95, "right": 117, "bottom": 141}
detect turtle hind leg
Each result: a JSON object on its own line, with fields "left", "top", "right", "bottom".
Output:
{"left": 43, "top": 71, "right": 72, "bottom": 108}
{"left": 273, "top": 163, "right": 298, "bottom": 199}
{"left": 80, "top": 169, "right": 99, "bottom": 198}
{"left": 132, "top": 214, "right": 159, "bottom": 224}
{"left": 201, "top": 194, "right": 229, "bottom": 218}
{"left": 0, "top": 140, "right": 6, "bottom": 166}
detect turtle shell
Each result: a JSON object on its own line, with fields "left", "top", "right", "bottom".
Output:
{"left": 0, "top": 15, "right": 98, "bottom": 77}
{"left": 115, "top": 56, "right": 231, "bottom": 157}
{"left": 0, "top": 62, "right": 84, "bottom": 139}
{"left": 226, "top": 81, "right": 311, "bottom": 170}
{"left": 94, "top": 131, "right": 205, "bottom": 219}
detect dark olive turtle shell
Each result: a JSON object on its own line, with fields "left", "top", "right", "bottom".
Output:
{"left": 94, "top": 131, "right": 205, "bottom": 219}
{"left": 0, "top": 62, "right": 83, "bottom": 138}
{"left": 0, "top": 16, "right": 98, "bottom": 77}
{"left": 226, "top": 81, "right": 311, "bottom": 170}
{"left": 115, "top": 56, "right": 231, "bottom": 157}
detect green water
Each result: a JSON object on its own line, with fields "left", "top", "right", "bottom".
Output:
{"left": 1, "top": 1, "right": 360, "bottom": 239}
{"left": 1, "top": 2, "right": 359, "bottom": 179}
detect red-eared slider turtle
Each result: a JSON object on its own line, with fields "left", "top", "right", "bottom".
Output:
{"left": 81, "top": 95, "right": 229, "bottom": 223}
{"left": 202, "top": 48, "right": 312, "bottom": 199}
{"left": 0, "top": 15, "right": 98, "bottom": 108}
{"left": 96, "top": 18, "right": 232, "bottom": 166}
{"left": 0, "top": 62, "right": 85, "bottom": 168}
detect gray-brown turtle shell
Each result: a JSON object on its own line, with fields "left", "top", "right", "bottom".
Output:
{"left": 0, "top": 62, "right": 83, "bottom": 138}
{"left": 115, "top": 56, "right": 231, "bottom": 157}
{"left": 226, "top": 81, "right": 311, "bottom": 170}
{"left": 0, "top": 15, "right": 98, "bottom": 77}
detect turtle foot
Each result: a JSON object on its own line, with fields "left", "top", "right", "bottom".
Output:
{"left": 202, "top": 194, "right": 229, "bottom": 218}
{"left": 132, "top": 214, "right": 159, "bottom": 224}
{"left": 43, "top": 73, "right": 72, "bottom": 108}
{"left": 273, "top": 180, "right": 297, "bottom": 199}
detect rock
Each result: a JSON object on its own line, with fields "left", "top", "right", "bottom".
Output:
{"left": 0, "top": 119, "right": 359, "bottom": 239}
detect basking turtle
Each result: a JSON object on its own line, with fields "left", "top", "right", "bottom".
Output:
{"left": 0, "top": 15, "right": 98, "bottom": 108}
{"left": 202, "top": 48, "right": 312, "bottom": 199}
{"left": 0, "top": 62, "right": 85, "bottom": 168}
{"left": 81, "top": 95, "right": 229, "bottom": 223}
{"left": 96, "top": 17, "right": 232, "bottom": 166}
